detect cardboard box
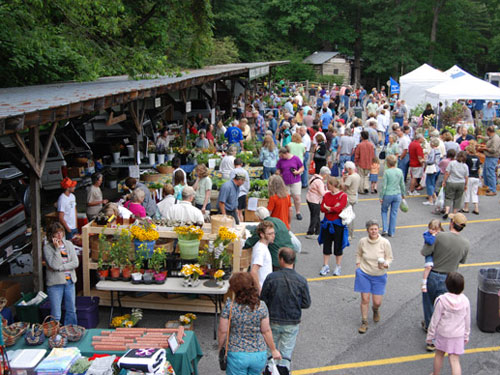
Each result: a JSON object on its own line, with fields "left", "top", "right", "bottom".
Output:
{"left": 0, "top": 280, "right": 21, "bottom": 306}
{"left": 67, "top": 166, "right": 84, "bottom": 178}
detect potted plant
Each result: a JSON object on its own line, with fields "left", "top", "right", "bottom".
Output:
{"left": 148, "top": 143, "right": 156, "bottom": 165}
{"left": 109, "top": 242, "right": 121, "bottom": 279}
{"left": 97, "top": 245, "right": 109, "bottom": 280}
{"left": 180, "top": 264, "right": 204, "bottom": 287}
{"left": 149, "top": 247, "right": 167, "bottom": 283}
{"left": 130, "top": 219, "right": 160, "bottom": 258}
{"left": 179, "top": 313, "right": 197, "bottom": 330}
{"left": 214, "top": 269, "right": 225, "bottom": 287}
{"left": 111, "top": 143, "right": 123, "bottom": 164}
{"left": 174, "top": 225, "right": 204, "bottom": 260}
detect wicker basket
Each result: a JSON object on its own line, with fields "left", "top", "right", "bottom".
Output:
{"left": 59, "top": 325, "right": 86, "bottom": 342}
{"left": 48, "top": 334, "right": 68, "bottom": 348}
{"left": 211, "top": 215, "right": 235, "bottom": 234}
{"left": 3, "top": 322, "right": 29, "bottom": 346}
{"left": 25, "top": 323, "right": 45, "bottom": 346}
{"left": 42, "top": 315, "right": 60, "bottom": 337}
{"left": 140, "top": 173, "right": 165, "bottom": 182}
{"left": 157, "top": 166, "right": 174, "bottom": 174}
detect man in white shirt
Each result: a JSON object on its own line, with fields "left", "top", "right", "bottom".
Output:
{"left": 251, "top": 221, "right": 275, "bottom": 292}
{"left": 300, "top": 126, "right": 312, "bottom": 188}
{"left": 165, "top": 186, "right": 204, "bottom": 225}
{"left": 396, "top": 127, "right": 411, "bottom": 182}
{"left": 157, "top": 184, "right": 176, "bottom": 219}
{"left": 230, "top": 158, "right": 250, "bottom": 223}
{"left": 58, "top": 177, "right": 78, "bottom": 240}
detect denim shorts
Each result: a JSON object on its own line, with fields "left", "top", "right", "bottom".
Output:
{"left": 354, "top": 268, "right": 387, "bottom": 295}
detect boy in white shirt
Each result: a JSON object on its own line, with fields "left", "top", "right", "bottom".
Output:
{"left": 251, "top": 221, "right": 275, "bottom": 292}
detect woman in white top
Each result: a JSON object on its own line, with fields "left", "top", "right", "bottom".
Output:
{"left": 220, "top": 146, "right": 237, "bottom": 180}
{"left": 442, "top": 151, "right": 469, "bottom": 219}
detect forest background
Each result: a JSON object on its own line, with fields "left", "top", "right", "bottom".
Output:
{"left": 1, "top": 0, "right": 499, "bottom": 88}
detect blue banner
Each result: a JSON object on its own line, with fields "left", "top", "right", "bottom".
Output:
{"left": 390, "top": 77, "right": 400, "bottom": 94}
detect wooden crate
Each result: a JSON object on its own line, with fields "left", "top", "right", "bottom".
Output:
{"left": 244, "top": 198, "right": 269, "bottom": 222}
{"left": 239, "top": 248, "right": 252, "bottom": 271}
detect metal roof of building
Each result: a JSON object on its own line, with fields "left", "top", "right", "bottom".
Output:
{"left": 303, "top": 52, "right": 340, "bottom": 65}
{"left": 0, "top": 61, "right": 288, "bottom": 133}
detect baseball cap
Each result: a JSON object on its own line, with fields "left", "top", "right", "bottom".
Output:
{"left": 234, "top": 172, "right": 247, "bottom": 180}
{"left": 60, "top": 177, "right": 77, "bottom": 189}
{"left": 449, "top": 213, "right": 467, "bottom": 226}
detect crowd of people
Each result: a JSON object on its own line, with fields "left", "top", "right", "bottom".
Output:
{"left": 49, "top": 82, "right": 499, "bottom": 375}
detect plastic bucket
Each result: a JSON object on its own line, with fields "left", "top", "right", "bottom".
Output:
{"left": 178, "top": 239, "right": 201, "bottom": 260}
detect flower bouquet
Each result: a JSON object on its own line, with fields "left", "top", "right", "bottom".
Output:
{"left": 130, "top": 219, "right": 159, "bottom": 257}
{"left": 179, "top": 313, "right": 196, "bottom": 330}
{"left": 180, "top": 264, "right": 204, "bottom": 287}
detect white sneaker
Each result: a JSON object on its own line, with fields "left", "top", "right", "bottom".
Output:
{"left": 319, "top": 265, "right": 330, "bottom": 276}
{"left": 332, "top": 266, "right": 342, "bottom": 276}
{"left": 408, "top": 191, "right": 418, "bottom": 196}
{"left": 422, "top": 201, "right": 434, "bottom": 205}
{"left": 305, "top": 234, "right": 319, "bottom": 240}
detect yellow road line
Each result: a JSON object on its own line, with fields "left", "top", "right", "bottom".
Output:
{"left": 291, "top": 346, "right": 500, "bottom": 375}
{"left": 294, "top": 218, "right": 500, "bottom": 236}
{"left": 307, "top": 261, "right": 500, "bottom": 282}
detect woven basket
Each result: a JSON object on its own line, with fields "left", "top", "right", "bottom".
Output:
{"left": 25, "top": 323, "right": 45, "bottom": 346}
{"left": 48, "top": 334, "right": 68, "bottom": 348}
{"left": 211, "top": 214, "right": 235, "bottom": 234}
{"left": 42, "top": 315, "right": 60, "bottom": 337}
{"left": 59, "top": 325, "right": 86, "bottom": 342}
{"left": 3, "top": 322, "right": 29, "bottom": 346}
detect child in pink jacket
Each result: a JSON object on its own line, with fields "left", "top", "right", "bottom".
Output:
{"left": 426, "top": 272, "right": 470, "bottom": 375}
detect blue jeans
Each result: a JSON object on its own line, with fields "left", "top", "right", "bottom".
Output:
{"left": 483, "top": 156, "right": 498, "bottom": 193}
{"left": 268, "top": 324, "right": 299, "bottom": 370}
{"left": 339, "top": 155, "right": 351, "bottom": 174}
{"left": 227, "top": 351, "right": 267, "bottom": 375}
{"left": 46, "top": 280, "right": 77, "bottom": 325}
{"left": 263, "top": 167, "right": 276, "bottom": 180}
{"left": 426, "top": 173, "right": 437, "bottom": 197}
{"left": 381, "top": 194, "right": 401, "bottom": 236}
{"left": 423, "top": 271, "right": 448, "bottom": 328}
{"left": 66, "top": 228, "right": 78, "bottom": 240}
{"left": 301, "top": 151, "right": 309, "bottom": 188}
{"left": 398, "top": 154, "right": 410, "bottom": 183}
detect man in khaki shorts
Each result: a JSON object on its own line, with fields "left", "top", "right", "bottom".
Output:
{"left": 408, "top": 134, "right": 425, "bottom": 195}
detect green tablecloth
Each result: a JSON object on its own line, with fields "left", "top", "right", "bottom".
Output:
{"left": 7, "top": 329, "right": 203, "bottom": 375}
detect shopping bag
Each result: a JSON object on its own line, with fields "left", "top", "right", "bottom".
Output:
{"left": 399, "top": 199, "right": 409, "bottom": 213}
{"left": 308, "top": 160, "right": 315, "bottom": 175}
{"left": 289, "top": 231, "right": 302, "bottom": 253}
{"left": 331, "top": 162, "right": 340, "bottom": 177}
{"left": 435, "top": 188, "right": 445, "bottom": 209}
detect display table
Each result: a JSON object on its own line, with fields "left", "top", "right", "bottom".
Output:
{"left": 6, "top": 330, "right": 203, "bottom": 375}
{"left": 96, "top": 279, "right": 229, "bottom": 339}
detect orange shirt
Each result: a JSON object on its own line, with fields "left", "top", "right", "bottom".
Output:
{"left": 370, "top": 162, "right": 380, "bottom": 175}
{"left": 267, "top": 194, "right": 292, "bottom": 229}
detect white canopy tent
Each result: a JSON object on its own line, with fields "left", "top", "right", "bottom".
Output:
{"left": 400, "top": 63, "right": 450, "bottom": 109}
{"left": 444, "top": 65, "right": 472, "bottom": 79}
{"left": 425, "top": 72, "right": 500, "bottom": 103}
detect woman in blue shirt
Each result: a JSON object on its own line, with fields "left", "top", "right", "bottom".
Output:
{"left": 260, "top": 135, "right": 279, "bottom": 179}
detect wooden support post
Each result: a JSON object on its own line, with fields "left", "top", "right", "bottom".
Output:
{"left": 12, "top": 133, "right": 41, "bottom": 179}
{"left": 39, "top": 122, "right": 58, "bottom": 175}
{"left": 181, "top": 89, "right": 187, "bottom": 147}
{"left": 229, "top": 79, "right": 235, "bottom": 118}
{"left": 29, "top": 127, "right": 43, "bottom": 291}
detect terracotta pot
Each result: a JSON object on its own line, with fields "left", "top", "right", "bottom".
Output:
{"left": 98, "top": 269, "right": 109, "bottom": 279}
{"left": 122, "top": 267, "right": 132, "bottom": 279}
{"left": 110, "top": 267, "right": 121, "bottom": 279}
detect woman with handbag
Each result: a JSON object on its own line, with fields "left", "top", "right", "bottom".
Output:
{"left": 43, "top": 222, "right": 79, "bottom": 325}
{"left": 423, "top": 138, "right": 441, "bottom": 206}
{"left": 218, "top": 272, "right": 281, "bottom": 375}
{"left": 442, "top": 151, "right": 469, "bottom": 219}
{"left": 313, "top": 133, "right": 328, "bottom": 174}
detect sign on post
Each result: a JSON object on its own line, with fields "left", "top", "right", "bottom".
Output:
{"left": 186, "top": 101, "right": 192, "bottom": 113}
{"left": 249, "top": 65, "right": 270, "bottom": 81}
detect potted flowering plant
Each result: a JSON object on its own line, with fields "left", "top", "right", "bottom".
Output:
{"left": 97, "top": 246, "right": 109, "bottom": 280}
{"left": 130, "top": 219, "right": 160, "bottom": 257}
{"left": 180, "top": 264, "right": 204, "bottom": 287}
{"left": 198, "top": 226, "right": 235, "bottom": 274}
{"left": 179, "top": 313, "right": 197, "bottom": 330}
{"left": 174, "top": 225, "right": 204, "bottom": 260}
{"left": 214, "top": 269, "right": 225, "bottom": 287}
{"left": 149, "top": 247, "right": 167, "bottom": 283}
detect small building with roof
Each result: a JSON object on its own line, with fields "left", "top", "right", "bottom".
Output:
{"left": 303, "top": 51, "right": 352, "bottom": 84}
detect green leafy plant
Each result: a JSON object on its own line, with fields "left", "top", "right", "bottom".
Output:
{"left": 148, "top": 247, "right": 167, "bottom": 273}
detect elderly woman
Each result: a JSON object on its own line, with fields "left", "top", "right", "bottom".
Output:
{"left": 218, "top": 272, "right": 281, "bottom": 375}
{"left": 306, "top": 166, "right": 330, "bottom": 239}
{"left": 195, "top": 129, "right": 210, "bottom": 149}
{"left": 193, "top": 164, "right": 212, "bottom": 216}
{"left": 220, "top": 146, "right": 237, "bottom": 180}
{"left": 124, "top": 188, "right": 146, "bottom": 218}
{"left": 86, "top": 172, "right": 108, "bottom": 220}
{"left": 279, "top": 121, "right": 292, "bottom": 147}
{"left": 385, "top": 134, "right": 400, "bottom": 167}
{"left": 463, "top": 143, "right": 481, "bottom": 214}
{"left": 44, "top": 222, "right": 79, "bottom": 325}
{"left": 355, "top": 219, "right": 393, "bottom": 334}
{"left": 319, "top": 176, "right": 348, "bottom": 276}
{"left": 260, "top": 135, "right": 279, "bottom": 179}
{"left": 276, "top": 147, "right": 304, "bottom": 221}
{"left": 442, "top": 151, "right": 469, "bottom": 219}
{"left": 379, "top": 155, "right": 405, "bottom": 237}
{"left": 423, "top": 138, "right": 441, "bottom": 206}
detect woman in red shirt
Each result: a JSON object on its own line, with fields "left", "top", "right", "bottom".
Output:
{"left": 319, "top": 176, "right": 348, "bottom": 276}
{"left": 267, "top": 175, "right": 292, "bottom": 229}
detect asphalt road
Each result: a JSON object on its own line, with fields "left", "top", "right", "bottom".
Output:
{"left": 94, "top": 185, "right": 500, "bottom": 375}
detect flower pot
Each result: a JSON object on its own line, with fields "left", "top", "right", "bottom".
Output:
{"left": 110, "top": 267, "right": 120, "bottom": 279}
{"left": 134, "top": 239, "right": 156, "bottom": 258}
{"left": 127, "top": 145, "right": 135, "bottom": 158}
{"left": 112, "top": 152, "right": 121, "bottom": 164}
{"left": 168, "top": 153, "right": 175, "bottom": 161}
{"left": 143, "top": 271, "right": 154, "bottom": 284}
{"left": 98, "top": 269, "right": 109, "bottom": 280}
{"left": 178, "top": 238, "right": 201, "bottom": 260}
{"left": 183, "top": 277, "right": 201, "bottom": 287}
{"left": 122, "top": 267, "right": 132, "bottom": 279}
{"left": 154, "top": 272, "right": 167, "bottom": 283}
{"left": 157, "top": 154, "right": 165, "bottom": 164}
{"left": 131, "top": 272, "right": 143, "bottom": 282}
{"left": 148, "top": 153, "right": 156, "bottom": 165}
